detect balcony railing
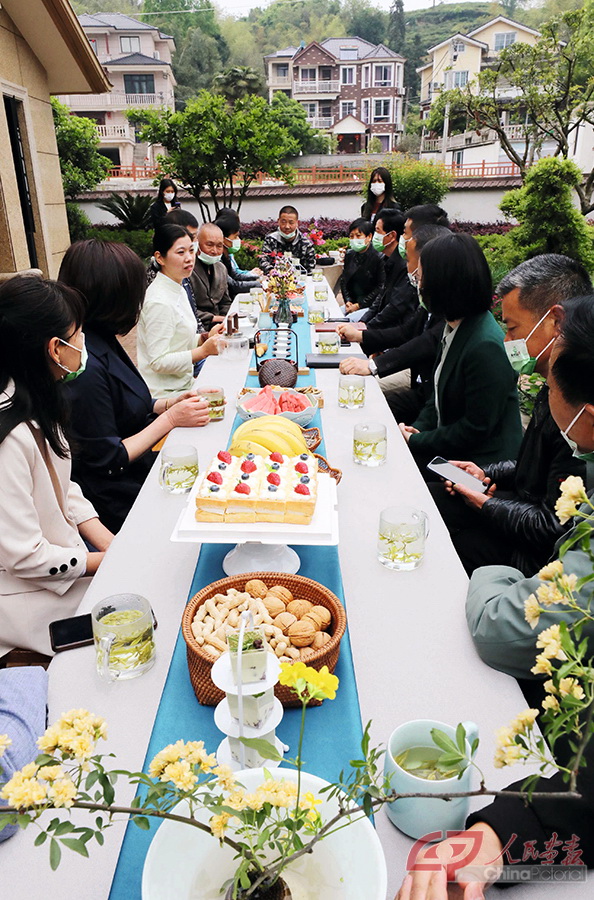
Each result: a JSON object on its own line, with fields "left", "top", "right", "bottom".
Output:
{"left": 96, "top": 124, "right": 135, "bottom": 141}
{"left": 56, "top": 92, "right": 174, "bottom": 110}
{"left": 422, "top": 124, "right": 528, "bottom": 153}
{"left": 306, "top": 116, "right": 334, "bottom": 129}
{"left": 293, "top": 80, "right": 340, "bottom": 94}
{"left": 268, "top": 74, "right": 291, "bottom": 86}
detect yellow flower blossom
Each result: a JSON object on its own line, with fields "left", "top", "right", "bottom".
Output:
{"left": 38, "top": 765, "right": 64, "bottom": 782}
{"left": 0, "top": 735, "right": 11, "bottom": 757}
{"left": 160, "top": 760, "right": 198, "bottom": 792}
{"left": 558, "top": 573, "right": 578, "bottom": 594}
{"left": 245, "top": 791, "right": 266, "bottom": 810}
{"left": 531, "top": 653, "right": 553, "bottom": 676}
{"left": 278, "top": 661, "right": 339, "bottom": 701}
{"left": 227, "top": 789, "right": 248, "bottom": 811}
{"left": 514, "top": 709, "right": 539, "bottom": 730}
{"left": 213, "top": 764, "right": 236, "bottom": 791}
{"left": 543, "top": 680, "right": 557, "bottom": 695}
{"left": 47, "top": 777, "right": 77, "bottom": 808}
{"left": 559, "top": 475, "right": 588, "bottom": 505}
{"left": 542, "top": 695, "right": 560, "bottom": 712}
{"left": 538, "top": 560, "right": 564, "bottom": 581}
{"left": 536, "top": 583, "right": 565, "bottom": 608}
{"left": 1, "top": 768, "right": 47, "bottom": 809}
{"left": 558, "top": 677, "right": 585, "bottom": 700}
{"left": 524, "top": 594, "right": 541, "bottom": 629}
{"left": 493, "top": 709, "right": 538, "bottom": 768}
{"left": 536, "top": 625, "right": 567, "bottom": 661}
{"left": 210, "top": 812, "right": 231, "bottom": 839}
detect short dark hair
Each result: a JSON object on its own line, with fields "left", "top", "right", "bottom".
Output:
{"left": 497, "top": 254, "right": 593, "bottom": 315}
{"left": 167, "top": 209, "right": 198, "bottom": 229}
{"left": 405, "top": 204, "right": 450, "bottom": 231}
{"left": 348, "top": 217, "right": 373, "bottom": 237}
{"left": 376, "top": 208, "right": 406, "bottom": 238}
{"left": 420, "top": 233, "right": 492, "bottom": 320}
{"left": 152, "top": 223, "right": 191, "bottom": 257}
{"left": 157, "top": 178, "right": 177, "bottom": 201}
{"left": 552, "top": 295, "right": 594, "bottom": 406}
{"left": 216, "top": 212, "right": 241, "bottom": 238}
{"left": 279, "top": 205, "right": 298, "bottom": 218}
{"left": 412, "top": 224, "right": 451, "bottom": 253}
{"left": 59, "top": 239, "right": 147, "bottom": 336}
{"left": 0, "top": 276, "right": 85, "bottom": 457}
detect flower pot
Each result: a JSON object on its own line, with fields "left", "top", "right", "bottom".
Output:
{"left": 224, "top": 874, "right": 291, "bottom": 900}
{"left": 142, "top": 769, "right": 387, "bottom": 899}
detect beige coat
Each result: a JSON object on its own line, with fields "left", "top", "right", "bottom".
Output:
{"left": 0, "top": 419, "right": 97, "bottom": 657}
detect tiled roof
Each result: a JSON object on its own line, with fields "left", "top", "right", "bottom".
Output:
{"left": 105, "top": 52, "right": 170, "bottom": 67}
{"left": 264, "top": 47, "right": 298, "bottom": 58}
{"left": 79, "top": 13, "right": 173, "bottom": 39}
{"left": 362, "top": 43, "right": 404, "bottom": 61}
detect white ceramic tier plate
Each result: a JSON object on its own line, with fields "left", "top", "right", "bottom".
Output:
{"left": 142, "top": 768, "right": 387, "bottom": 900}
{"left": 171, "top": 472, "right": 338, "bottom": 546}
{"left": 216, "top": 735, "right": 287, "bottom": 771}
{"left": 211, "top": 652, "right": 281, "bottom": 695}
{"left": 214, "top": 696, "right": 284, "bottom": 737}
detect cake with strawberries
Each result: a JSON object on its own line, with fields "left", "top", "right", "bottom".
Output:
{"left": 195, "top": 450, "right": 318, "bottom": 524}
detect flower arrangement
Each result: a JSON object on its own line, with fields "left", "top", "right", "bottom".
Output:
{"left": 265, "top": 257, "right": 302, "bottom": 303}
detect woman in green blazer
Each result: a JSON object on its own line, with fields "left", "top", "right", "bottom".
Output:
{"left": 400, "top": 233, "right": 522, "bottom": 469}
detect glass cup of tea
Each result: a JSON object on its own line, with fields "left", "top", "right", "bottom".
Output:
{"left": 317, "top": 332, "right": 340, "bottom": 354}
{"left": 353, "top": 422, "right": 386, "bottom": 466}
{"left": 314, "top": 285, "right": 328, "bottom": 302}
{"left": 338, "top": 374, "right": 365, "bottom": 409}
{"left": 195, "top": 385, "right": 225, "bottom": 421}
{"left": 308, "top": 301, "right": 326, "bottom": 325}
{"left": 92, "top": 593, "right": 156, "bottom": 682}
{"left": 377, "top": 505, "right": 429, "bottom": 570}
{"left": 159, "top": 444, "right": 199, "bottom": 494}
{"left": 384, "top": 719, "right": 478, "bottom": 838}
{"left": 312, "top": 269, "right": 324, "bottom": 283}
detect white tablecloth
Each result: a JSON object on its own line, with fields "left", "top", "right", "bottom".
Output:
{"left": 1, "top": 282, "right": 585, "bottom": 899}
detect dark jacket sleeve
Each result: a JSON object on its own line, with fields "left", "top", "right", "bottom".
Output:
{"left": 482, "top": 459, "right": 517, "bottom": 488}
{"left": 258, "top": 235, "right": 277, "bottom": 274}
{"left": 374, "top": 318, "right": 442, "bottom": 379}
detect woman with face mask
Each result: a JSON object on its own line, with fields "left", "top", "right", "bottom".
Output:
{"left": 361, "top": 167, "right": 399, "bottom": 224}
{"left": 149, "top": 178, "right": 180, "bottom": 230}
{"left": 339, "top": 217, "right": 385, "bottom": 316}
{"left": 0, "top": 276, "right": 114, "bottom": 660}
{"left": 137, "top": 224, "right": 222, "bottom": 398}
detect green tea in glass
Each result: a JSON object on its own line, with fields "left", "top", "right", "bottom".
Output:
{"left": 353, "top": 422, "right": 386, "bottom": 466}
{"left": 338, "top": 374, "right": 365, "bottom": 409}
{"left": 92, "top": 594, "right": 155, "bottom": 682}
{"left": 159, "top": 444, "right": 199, "bottom": 494}
{"left": 377, "top": 505, "right": 429, "bottom": 570}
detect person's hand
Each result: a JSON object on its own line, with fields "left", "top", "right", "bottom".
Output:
{"left": 166, "top": 395, "right": 210, "bottom": 428}
{"left": 208, "top": 322, "right": 225, "bottom": 338}
{"left": 250, "top": 267, "right": 263, "bottom": 276}
{"left": 339, "top": 357, "right": 371, "bottom": 376}
{"left": 198, "top": 335, "right": 220, "bottom": 357}
{"left": 345, "top": 301, "right": 360, "bottom": 314}
{"left": 396, "top": 823, "right": 503, "bottom": 899}
{"left": 447, "top": 481, "right": 496, "bottom": 510}
{"left": 211, "top": 315, "right": 225, "bottom": 324}
{"left": 399, "top": 423, "right": 419, "bottom": 443}
{"left": 449, "top": 461, "right": 485, "bottom": 481}
{"left": 336, "top": 323, "right": 363, "bottom": 343}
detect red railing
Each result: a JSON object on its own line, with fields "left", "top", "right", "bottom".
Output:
{"left": 105, "top": 161, "right": 521, "bottom": 184}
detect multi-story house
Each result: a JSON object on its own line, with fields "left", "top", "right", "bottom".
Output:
{"left": 417, "top": 16, "right": 550, "bottom": 168}
{"left": 56, "top": 13, "right": 176, "bottom": 170}
{"left": 265, "top": 37, "right": 405, "bottom": 154}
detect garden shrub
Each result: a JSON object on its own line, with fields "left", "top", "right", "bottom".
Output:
{"left": 66, "top": 202, "right": 91, "bottom": 243}
{"left": 88, "top": 226, "right": 153, "bottom": 260}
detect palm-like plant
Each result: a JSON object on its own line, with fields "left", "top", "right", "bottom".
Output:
{"left": 212, "top": 66, "right": 265, "bottom": 103}
{"left": 96, "top": 192, "right": 153, "bottom": 230}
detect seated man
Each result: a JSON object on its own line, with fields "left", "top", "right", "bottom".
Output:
{"left": 430, "top": 254, "right": 591, "bottom": 576}
{"left": 189, "top": 222, "right": 232, "bottom": 329}
{"left": 339, "top": 224, "right": 449, "bottom": 424}
{"left": 258, "top": 205, "right": 316, "bottom": 275}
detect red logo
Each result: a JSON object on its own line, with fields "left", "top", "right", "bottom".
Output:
{"left": 407, "top": 830, "right": 484, "bottom": 880}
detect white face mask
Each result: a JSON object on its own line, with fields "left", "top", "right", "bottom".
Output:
{"left": 281, "top": 229, "right": 297, "bottom": 240}
{"left": 559, "top": 406, "right": 594, "bottom": 462}
{"left": 163, "top": 192, "right": 175, "bottom": 202}
{"left": 199, "top": 250, "right": 222, "bottom": 265}
{"left": 408, "top": 267, "right": 419, "bottom": 288}
{"left": 370, "top": 182, "right": 385, "bottom": 197}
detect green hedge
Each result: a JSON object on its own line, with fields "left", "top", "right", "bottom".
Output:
{"left": 88, "top": 226, "right": 153, "bottom": 260}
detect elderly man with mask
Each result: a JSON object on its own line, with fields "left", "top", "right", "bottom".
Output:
{"left": 430, "top": 255, "right": 591, "bottom": 576}
{"left": 189, "top": 222, "right": 232, "bottom": 330}
{"left": 258, "top": 205, "right": 316, "bottom": 275}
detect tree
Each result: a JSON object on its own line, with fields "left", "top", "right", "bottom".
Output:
{"left": 500, "top": 157, "right": 594, "bottom": 271}
{"left": 388, "top": 0, "right": 406, "bottom": 53}
{"left": 72, "top": 0, "right": 143, "bottom": 12}
{"left": 270, "top": 92, "right": 328, "bottom": 155}
{"left": 434, "top": 8, "right": 594, "bottom": 213}
{"left": 212, "top": 66, "right": 264, "bottom": 102}
{"left": 129, "top": 92, "right": 300, "bottom": 217}
{"left": 51, "top": 98, "right": 110, "bottom": 200}
{"left": 343, "top": 0, "right": 387, "bottom": 47}
{"left": 371, "top": 155, "right": 452, "bottom": 209}
{"left": 96, "top": 193, "right": 153, "bottom": 230}
{"left": 173, "top": 26, "right": 227, "bottom": 107}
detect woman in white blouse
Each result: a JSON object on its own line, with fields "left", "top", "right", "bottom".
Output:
{"left": 137, "top": 224, "right": 221, "bottom": 397}
{"left": 0, "top": 276, "right": 114, "bottom": 659}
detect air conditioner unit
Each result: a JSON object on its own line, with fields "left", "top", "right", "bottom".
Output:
{"left": 153, "top": 51, "right": 160, "bottom": 60}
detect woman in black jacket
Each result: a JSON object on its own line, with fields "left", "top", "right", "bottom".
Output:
{"left": 149, "top": 178, "right": 180, "bottom": 230}
{"left": 340, "top": 217, "right": 385, "bottom": 316}
{"left": 361, "top": 166, "right": 399, "bottom": 223}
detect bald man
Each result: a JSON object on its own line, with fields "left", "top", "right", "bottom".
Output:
{"left": 189, "top": 222, "right": 232, "bottom": 328}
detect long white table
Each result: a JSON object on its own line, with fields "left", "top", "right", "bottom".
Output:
{"left": 2, "top": 282, "right": 586, "bottom": 899}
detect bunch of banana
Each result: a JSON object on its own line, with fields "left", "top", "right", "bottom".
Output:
{"left": 229, "top": 415, "right": 309, "bottom": 458}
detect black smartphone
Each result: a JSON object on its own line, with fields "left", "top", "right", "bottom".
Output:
{"left": 426, "top": 456, "right": 489, "bottom": 493}
{"left": 49, "top": 609, "right": 158, "bottom": 653}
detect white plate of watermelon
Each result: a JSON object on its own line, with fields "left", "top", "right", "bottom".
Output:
{"left": 236, "top": 385, "right": 318, "bottom": 426}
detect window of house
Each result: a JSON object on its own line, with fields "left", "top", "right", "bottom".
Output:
{"left": 340, "top": 100, "right": 356, "bottom": 119}
{"left": 319, "top": 66, "right": 333, "bottom": 81}
{"left": 276, "top": 63, "right": 289, "bottom": 78}
{"left": 374, "top": 65, "right": 393, "bottom": 87}
{"left": 302, "top": 102, "right": 317, "bottom": 117}
{"left": 363, "top": 65, "right": 370, "bottom": 89}
{"left": 494, "top": 32, "right": 516, "bottom": 51}
{"left": 373, "top": 98, "right": 391, "bottom": 122}
{"left": 341, "top": 66, "right": 355, "bottom": 85}
{"left": 452, "top": 40, "right": 465, "bottom": 53}
{"left": 88, "top": 38, "right": 98, "bottom": 55}
{"left": 319, "top": 103, "right": 332, "bottom": 118}
{"left": 445, "top": 70, "right": 468, "bottom": 89}
{"left": 120, "top": 36, "right": 141, "bottom": 54}
{"left": 362, "top": 98, "right": 370, "bottom": 124}
{"left": 340, "top": 47, "right": 358, "bottom": 60}
{"left": 453, "top": 149, "right": 464, "bottom": 167}
{"left": 124, "top": 73, "right": 155, "bottom": 95}
{"left": 300, "top": 67, "right": 316, "bottom": 82}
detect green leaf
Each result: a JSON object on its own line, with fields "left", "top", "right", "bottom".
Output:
{"left": 98, "top": 773, "right": 115, "bottom": 806}
{"left": 238, "top": 737, "right": 282, "bottom": 762}
{"left": 60, "top": 838, "right": 89, "bottom": 858}
{"left": 455, "top": 723, "right": 467, "bottom": 755}
{"left": 133, "top": 816, "right": 151, "bottom": 831}
{"left": 53, "top": 821, "right": 75, "bottom": 836}
{"left": 430, "top": 728, "right": 458, "bottom": 755}
{"left": 34, "top": 831, "right": 48, "bottom": 846}
{"left": 49, "top": 838, "right": 61, "bottom": 871}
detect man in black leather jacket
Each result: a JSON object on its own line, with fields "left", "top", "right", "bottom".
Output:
{"left": 429, "top": 254, "right": 592, "bottom": 575}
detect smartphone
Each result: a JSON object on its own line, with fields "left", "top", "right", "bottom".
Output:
{"left": 426, "top": 456, "right": 489, "bottom": 494}
{"left": 49, "top": 609, "right": 158, "bottom": 653}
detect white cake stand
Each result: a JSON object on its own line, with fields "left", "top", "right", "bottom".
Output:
{"left": 171, "top": 474, "right": 339, "bottom": 574}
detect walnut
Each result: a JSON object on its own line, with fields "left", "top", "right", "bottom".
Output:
{"left": 273, "top": 611, "right": 297, "bottom": 634}
{"left": 245, "top": 579, "right": 269, "bottom": 599}
{"left": 287, "top": 619, "right": 316, "bottom": 647}
{"left": 311, "top": 631, "right": 332, "bottom": 650}
{"left": 262, "top": 594, "right": 286, "bottom": 618}
{"left": 310, "top": 605, "right": 332, "bottom": 629}
{"left": 303, "top": 611, "right": 324, "bottom": 631}
{"left": 268, "top": 585, "right": 293, "bottom": 604}
{"left": 286, "top": 598, "right": 313, "bottom": 619}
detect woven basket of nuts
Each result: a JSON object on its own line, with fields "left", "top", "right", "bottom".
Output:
{"left": 181, "top": 572, "right": 346, "bottom": 707}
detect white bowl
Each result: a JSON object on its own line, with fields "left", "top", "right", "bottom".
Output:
{"left": 236, "top": 388, "right": 318, "bottom": 427}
